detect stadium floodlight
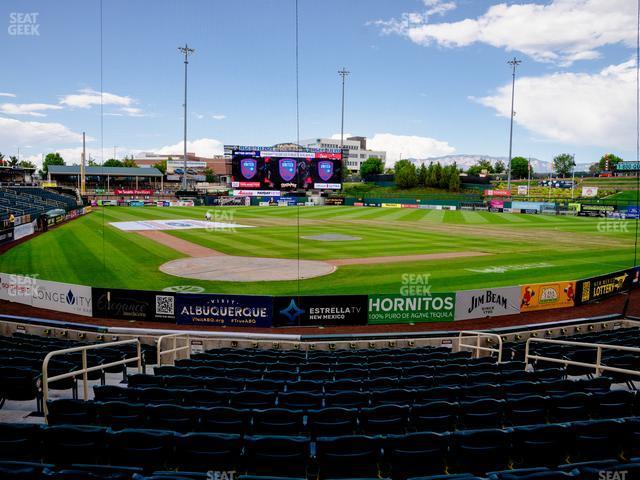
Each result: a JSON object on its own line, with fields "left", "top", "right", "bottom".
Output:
{"left": 506, "top": 57, "right": 521, "bottom": 192}
{"left": 338, "top": 67, "right": 350, "bottom": 148}
{"left": 178, "top": 43, "right": 195, "bottom": 191}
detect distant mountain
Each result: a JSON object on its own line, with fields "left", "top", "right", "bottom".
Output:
{"left": 407, "top": 154, "right": 592, "bottom": 174}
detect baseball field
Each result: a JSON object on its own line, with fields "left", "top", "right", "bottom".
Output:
{"left": 0, "top": 205, "right": 634, "bottom": 295}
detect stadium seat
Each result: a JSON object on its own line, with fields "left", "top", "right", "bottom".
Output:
{"left": 47, "top": 399, "right": 95, "bottom": 425}
{"left": 0, "top": 461, "right": 52, "bottom": 480}
{"left": 251, "top": 408, "right": 305, "bottom": 434}
{"left": 505, "top": 395, "right": 549, "bottom": 426}
{"left": 592, "top": 389, "right": 635, "bottom": 418}
{"left": 278, "top": 392, "right": 323, "bottom": 410}
{"left": 244, "top": 435, "right": 310, "bottom": 477}
{"left": 549, "top": 392, "right": 592, "bottom": 422}
{"left": 307, "top": 407, "right": 358, "bottom": 437}
{"left": 182, "top": 389, "right": 229, "bottom": 407}
{"left": 450, "top": 428, "right": 511, "bottom": 474}
{"left": 383, "top": 431, "right": 450, "bottom": 479}
{"left": 359, "top": 404, "right": 409, "bottom": 434}
{"left": 145, "top": 404, "right": 200, "bottom": 432}
{"left": 511, "top": 424, "right": 570, "bottom": 468}
{"left": 324, "top": 391, "right": 369, "bottom": 409}
{"left": 174, "top": 432, "right": 242, "bottom": 471}
{"left": 316, "top": 435, "right": 380, "bottom": 479}
{"left": 107, "top": 428, "right": 176, "bottom": 470}
{"left": 199, "top": 407, "right": 249, "bottom": 434}
{"left": 42, "top": 424, "right": 107, "bottom": 465}
{"left": 0, "top": 423, "right": 41, "bottom": 461}
{"left": 410, "top": 401, "right": 458, "bottom": 432}
{"left": 231, "top": 390, "right": 276, "bottom": 409}
{"left": 459, "top": 398, "right": 505, "bottom": 429}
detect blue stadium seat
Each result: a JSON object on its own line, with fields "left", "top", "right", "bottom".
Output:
{"left": 174, "top": 432, "right": 242, "bottom": 471}
{"left": 244, "top": 435, "right": 310, "bottom": 477}
{"left": 316, "top": 435, "right": 380, "bottom": 479}
{"left": 307, "top": 407, "right": 358, "bottom": 437}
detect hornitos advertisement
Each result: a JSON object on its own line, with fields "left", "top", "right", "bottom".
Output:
{"left": 368, "top": 293, "right": 455, "bottom": 324}
{"left": 520, "top": 281, "right": 575, "bottom": 312}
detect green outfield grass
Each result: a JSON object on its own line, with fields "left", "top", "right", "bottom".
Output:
{"left": 0, "top": 205, "right": 635, "bottom": 295}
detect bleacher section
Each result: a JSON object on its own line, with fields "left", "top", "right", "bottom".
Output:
{"left": 0, "top": 187, "right": 79, "bottom": 222}
{"left": 1, "top": 327, "right": 639, "bottom": 479}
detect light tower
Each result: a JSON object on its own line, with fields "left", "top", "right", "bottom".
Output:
{"left": 178, "top": 43, "right": 195, "bottom": 190}
{"left": 507, "top": 57, "right": 521, "bottom": 191}
{"left": 338, "top": 67, "right": 350, "bottom": 148}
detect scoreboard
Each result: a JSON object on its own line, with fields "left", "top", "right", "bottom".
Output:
{"left": 228, "top": 146, "right": 343, "bottom": 191}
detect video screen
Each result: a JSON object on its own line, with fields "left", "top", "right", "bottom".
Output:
{"left": 231, "top": 147, "right": 342, "bottom": 190}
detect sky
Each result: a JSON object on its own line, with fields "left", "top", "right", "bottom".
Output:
{"left": 0, "top": 0, "right": 638, "bottom": 168}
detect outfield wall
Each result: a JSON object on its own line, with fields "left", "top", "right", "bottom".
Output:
{"left": 1, "top": 267, "right": 637, "bottom": 328}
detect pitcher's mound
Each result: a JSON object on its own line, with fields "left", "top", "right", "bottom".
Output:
{"left": 302, "top": 233, "right": 362, "bottom": 241}
{"left": 160, "top": 256, "right": 336, "bottom": 282}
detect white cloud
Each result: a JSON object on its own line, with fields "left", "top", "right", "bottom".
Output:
{"left": 60, "top": 88, "right": 133, "bottom": 108}
{"left": 211, "top": 114, "right": 226, "bottom": 120}
{"left": 0, "top": 103, "right": 63, "bottom": 117}
{"left": 368, "top": 133, "right": 455, "bottom": 163}
{"left": 150, "top": 138, "right": 224, "bottom": 158}
{"left": 0, "top": 117, "right": 84, "bottom": 147}
{"left": 0, "top": 92, "right": 16, "bottom": 98}
{"left": 120, "top": 106, "right": 147, "bottom": 117}
{"left": 330, "top": 133, "right": 355, "bottom": 140}
{"left": 474, "top": 59, "right": 636, "bottom": 149}
{"left": 374, "top": 0, "right": 636, "bottom": 65}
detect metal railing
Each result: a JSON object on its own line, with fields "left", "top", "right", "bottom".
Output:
{"left": 458, "top": 330, "right": 503, "bottom": 362}
{"left": 525, "top": 337, "right": 640, "bottom": 377}
{"left": 42, "top": 339, "right": 142, "bottom": 418}
{"left": 157, "top": 333, "right": 191, "bottom": 366}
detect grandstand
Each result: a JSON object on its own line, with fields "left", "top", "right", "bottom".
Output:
{"left": 0, "top": 187, "right": 80, "bottom": 223}
{"left": 0, "top": 321, "right": 639, "bottom": 479}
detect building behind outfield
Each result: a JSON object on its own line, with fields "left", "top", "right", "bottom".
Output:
{"left": 300, "top": 136, "right": 386, "bottom": 173}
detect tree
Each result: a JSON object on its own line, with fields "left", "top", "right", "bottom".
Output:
{"left": 417, "top": 164, "right": 427, "bottom": 186}
{"left": 8, "top": 156, "right": 18, "bottom": 167}
{"left": 467, "top": 165, "right": 483, "bottom": 176}
{"left": 477, "top": 159, "right": 494, "bottom": 173}
{"left": 393, "top": 159, "right": 413, "bottom": 173}
{"left": 153, "top": 159, "right": 167, "bottom": 174}
{"left": 395, "top": 163, "right": 418, "bottom": 188}
{"left": 18, "top": 160, "right": 36, "bottom": 169}
{"left": 433, "top": 162, "right": 443, "bottom": 186}
{"left": 40, "top": 152, "right": 65, "bottom": 176}
{"left": 426, "top": 163, "right": 437, "bottom": 187}
{"left": 88, "top": 158, "right": 98, "bottom": 167}
{"left": 510, "top": 156, "right": 531, "bottom": 179}
{"left": 448, "top": 166, "right": 461, "bottom": 192}
{"left": 599, "top": 153, "right": 623, "bottom": 171}
{"left": 204, "top": 168, "right": 217, "bottom": 183}
{"left": 588, "top": 162, "right": 601, "bottom": 176}
{"left": 103, "top": 159, "right": 123, "bottom": 167}
{"left": 494, "top": 160, "right": 506, "bottom": 174}
{"left": 121, "top": 156, "right": 138, "bottom": 168}
{"left": 360, "top": 157, "right": 384, "bottom": 178}
{"left": 553, "top": 153, "right": 575, "bottom": 178}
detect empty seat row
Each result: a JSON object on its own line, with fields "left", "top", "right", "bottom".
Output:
{"left": 49, "top": 389, "right": 638, "bottom": 434}
{"left": 2, "top": 417, "right": 640, "bottom": 478}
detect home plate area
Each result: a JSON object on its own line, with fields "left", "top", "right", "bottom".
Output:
{"left": 110, "top": 219, "right": 254, "bottom": 231}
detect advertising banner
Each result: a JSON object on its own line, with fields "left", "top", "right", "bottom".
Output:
{"left": 0, "top": 272, "right": 33, "bottom": 306}
{"left": 581, "top": 187, "right": 599, "bottom": 198}
{"left": 92, "top": 288, "right": 175, "bottom": 323}
{"left": 381, "top": 203, "right": 402, "bottom": 208}
{"left": 233, "top": 190, "right": 281, "bottom": 197}
{"left": 520, "top": 281, "right": 576, "bottom": 312}
{"left": 575, "top": 269, "right": 636, "bottom": 305}
{"left": 0, "top": 227, "right": 14, "bottom": 245}
{"left": 114, "top": 189, "right": 153, "bottom": 195}
{"left": 454, "top": 286, "right": 521, "bottom": 321}
{"left": 484, "top": 189, "right": 511, "bottom": 197}
{"left": 176, "top": 293, "right": 273, "bottom": 327}
{"left": 490, "top": 200, "right": 504, "bottom": 209}
{"left": 368, "top": 293, "right": 455, "bottom": 324}
{"left": 325, "top": 197, "right": 345, "bottom": 206}
{"left": 517, "top": 185, "right": 528, "bottom": 195}
{"left": 273, "top": 295, "right": 367, "bottom": 327}
{"left": 578, "top": 204, "right": 616, "bottom": 217}
{"left": 13, "top": 220, "right": 36, "bottom": 241}
{"left": 626, "top": 206, "right": 640, "bottom": 219}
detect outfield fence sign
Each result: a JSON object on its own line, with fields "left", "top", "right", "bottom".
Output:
{"left": 575, "top": 268, "right": 638, "bottom": 305}
{"left": 368, "top": 293, "right": 455, "bottom": 324}
{"left": 520, "top": 281, "right": 576, "bottom": 312}
{"left": 176, "top": 293, "right": 273, "bottom": 327}
{"left": 273, "top": 295, "right": 367, "bottom": 327}
{"left": 92, "top": 288, "right": 175, "bottom": 323}
{"left": 454, "top": 286, "right": 520, "bottom": 321}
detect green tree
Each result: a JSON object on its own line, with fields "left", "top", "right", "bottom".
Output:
{"left": 393, "top": 159, "right": 413, "bottom": 173}
{"left": 494, "top": 160, "right": 506, "bottom": 174}
{"left": 467, "top": 165, "right": 483, "bottom": 176}
{"left": 40, "top": 152, "right": 65, "bottom": 176}
{"left": 426, "top": 163, "right": 437, "bottom": 187}
{"left": 433, "top": 162, "right": 443, "bottom": 186}
{"left": 599, "top": 153, "right": 623, "bottom": 171}
{"left": 103, "top": 159, "right": 123, "bottom": 167}
{"left": 510, "top": 156, "right": 531, "bottom": 179}
{"left": 395, "top": 163, "right": 418, "bottom": 188}
{"left": 153, "top": 159, "right": 167, "bottom": 174}
{"left": 588, "top": 162, "right": 601, "bottom": 176}
{"left": 553, "top": 153, "right": 575, "bottom": 178}
{"left": 360, "top": 157, "right": 384, "bottom": 177}
{"left": 18, "top": 160, "right": 36, "bottom": 169}
{"left": 438, "top": 164, "right": 451, "bottom": 189}
{"left": 121, "top": 156, "right": 138, "bottom": 168}
{"left": 477, "top": 159, "right": 494, "bottom": 173}
{"left": 0, "top": 153, "right": 4, "bottom": 165}
{"left": 417, "top": 163, "right": 428, "bottom": 186}
{"left": 8, "top": 156, "right": 18, "bottom": 167}
{"left": 448, "top": 166, "right": 461, "bottom": 192}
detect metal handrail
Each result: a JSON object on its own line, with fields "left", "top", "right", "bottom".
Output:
{"left": 458, "top": 330, "right": 503, "bottom": 362}
{"left": 525, "top": 337, "right": 640, "bottom": 377}
{"left": 42, "top": 339, "right": 142, "bottom": 418}
{"left": 157, "top": 333, "right": 191, "bottom": 366}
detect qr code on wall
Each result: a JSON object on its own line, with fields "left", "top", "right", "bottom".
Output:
{"left": 155, "top": 295, "right": 174, "bottom": 315}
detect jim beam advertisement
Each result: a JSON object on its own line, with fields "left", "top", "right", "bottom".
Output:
{"left": 575, "top": 269, "right": 635, "bottom": 305}
{"left": 454, "top": 286, "right": 520, "bottom": 321}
